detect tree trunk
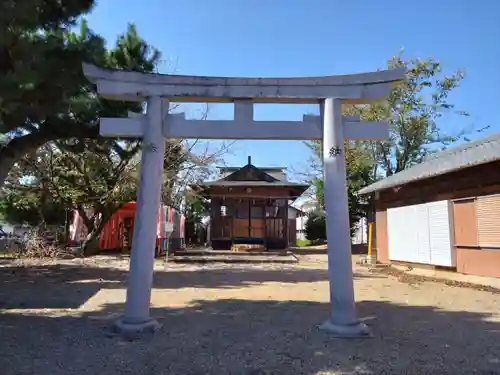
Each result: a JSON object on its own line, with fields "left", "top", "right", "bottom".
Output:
{"left": 0, "top": 127, "right": 98, "bottom": 187}
{"left": 0, "top": 132, "right": 53, "bottom": 186}
{"left": 81, "top": 212, "right": 104, "bottom": 256}
{"left": 80, "top": 205, "right": 124, "bottom": 256}
{"left": 82, "top": 230, "right": 100, "bottom": 256}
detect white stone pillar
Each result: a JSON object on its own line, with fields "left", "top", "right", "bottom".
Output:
{"left": 319, "top": 98, "right": 371, "bottom": 337}
{"left": 116, "top": 96, "right": 166, "bottom": 334}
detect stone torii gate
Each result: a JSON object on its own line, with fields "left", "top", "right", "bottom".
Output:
{"left": 83, "top": 63, "right": 405, "bottom": 338}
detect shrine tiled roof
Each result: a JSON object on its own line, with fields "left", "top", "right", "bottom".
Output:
{"left": 199, "top": 180, "right": 307, "bottom": 187}
{"left": 192, "top": 157, "right": 310, "bottom": 200}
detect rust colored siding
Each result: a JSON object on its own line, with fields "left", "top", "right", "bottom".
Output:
{"left": 375, "top": 209, "right": 389, "bottom": 263}
{"left": 456, "top": 248, "right": 500, "bottom": 278}
{"left": 452, "top": 199, "right": 478, "bottom": 246}
{"left": 476, "top": 194, "right": 500, "bottom": 246}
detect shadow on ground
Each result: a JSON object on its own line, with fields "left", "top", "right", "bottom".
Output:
{"left": 2, "top": 298, "right": 500, "bottom": 374}
{"left": 0, "top": 263, "right": 381, "bottom": 310}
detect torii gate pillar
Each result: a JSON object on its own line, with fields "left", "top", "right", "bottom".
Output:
{"left": 320, "top": 98, "right": 370, "bottom": 337}
{"left": 83, "top": 63, "right": 405, "bottom": 338}
{"left": 115, "top": 96, "right": 166, "bottom": 334}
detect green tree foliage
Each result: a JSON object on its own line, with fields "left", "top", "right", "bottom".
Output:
{"left": 304, "top": 53, "right": 482, "bottom": 238}
{"left": 304, "top": 210, "right": 326, "bottom": 241}
{"left": 0, "top": 19, "right": 224, "bottom": 255}
{"left": 0, "top": 22, "right": 167, "bottom": 254}
{"left": 1, "top": 1, "right": 95, "bottom": 31}
{"left": 2, "top": 138, "right": 188, "bottom": 254}
{"left": 306, "top": 140, "right": 373, "bottom": 237}
{"left": 183, "top": 194, "right": 209, "bottom": 225}
{"left": 0, "top": 0, "right": 102, "bottom": 185}
{"left": 0, "top": 189, "right": 66, "bottom": 226}
{"left": 182, "top": 193, "right": 209, "bottom": 244}
{"left": 344, "top": 53, "right": 486, "bottom": 177}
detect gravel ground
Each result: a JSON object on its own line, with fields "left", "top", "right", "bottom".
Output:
{"left": 1, "top": 254, "right": 500, "bottom": 375}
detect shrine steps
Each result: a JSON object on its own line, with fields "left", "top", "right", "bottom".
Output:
{"left": 170, "top": 249, "right": 298, "bottom": 264}
{"left": 231, "top": 243, "right": 266, "bottom": 252}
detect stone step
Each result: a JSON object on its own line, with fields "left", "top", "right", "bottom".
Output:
{"left": 231, "top": 243, "right": 266, "bottom": 252}
{"left": 170, "top": 254, "right": 298, "bottom": 264}
{"left": 173, "top": 249, "right": 293, "bottom": 257}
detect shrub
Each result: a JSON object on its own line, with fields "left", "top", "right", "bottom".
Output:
{"left": 305, "top": 210, "right": 326, "bottom": 241}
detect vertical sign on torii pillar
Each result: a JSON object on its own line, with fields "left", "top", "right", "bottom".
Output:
{"left": 83, "top": 63, "right": 405, "bottom": 337}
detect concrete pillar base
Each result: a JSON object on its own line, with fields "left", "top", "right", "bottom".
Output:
{"left": 318, "top": 320, "right": 372, "bottom": 338}
{"left": 114, "top": 317, "right": 162, "bottom": 338}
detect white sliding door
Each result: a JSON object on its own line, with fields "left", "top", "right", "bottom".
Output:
{"left": 415, "top": 204, "right": 432, "bottom": 264}
{"left": 427, "top": 201, "right": 455, "bottom": 266}
{"left": 387, "top": 205, "right": 419, "bottom": 263}
{"left": 387, "top": 200, "right": 454, "bottom": 266}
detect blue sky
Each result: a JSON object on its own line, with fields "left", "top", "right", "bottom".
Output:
{"left": 85, "top": 0, "right": 500, "bottom": 180}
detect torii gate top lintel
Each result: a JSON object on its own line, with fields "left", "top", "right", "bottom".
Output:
{"left": 82, "top": 63, "right": 405, "bottom": 104}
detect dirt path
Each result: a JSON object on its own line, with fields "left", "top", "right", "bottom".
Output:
{"left": 1, "top": 255, "right": 500, "bottom": 374}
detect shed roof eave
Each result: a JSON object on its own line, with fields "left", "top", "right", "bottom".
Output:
{"left": 360, "top": 133, "right": 500, "bottom": 195}
{"left": 357, "top": 160, "right": 491, "bottom": 195}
